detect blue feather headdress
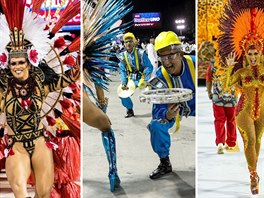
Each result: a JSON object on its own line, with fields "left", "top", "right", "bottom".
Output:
{"left": 83, "top": 0, "right": 133, "bottom": 91}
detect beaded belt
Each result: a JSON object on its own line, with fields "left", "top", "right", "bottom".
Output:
{"left": 7, "top": 128, "right": 48, "bottom": 157}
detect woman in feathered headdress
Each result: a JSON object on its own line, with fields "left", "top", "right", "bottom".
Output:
{"left": 82, "top": 0, "right": 132, "bottom": 192}
{"left": 218, "top": 0, "right": 264, "bottom": 194}
{"left": 0, "top": 0, "right": 80, "bottom": 197}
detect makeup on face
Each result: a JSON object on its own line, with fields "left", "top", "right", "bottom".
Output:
{"left": 10, "top": 57, "right": 30, "bottom": 81}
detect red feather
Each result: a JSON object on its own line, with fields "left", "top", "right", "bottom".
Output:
{"left": 51, "top": 0, "right": 80, "bottom": 34}
{"left": 32, "top": 0, "right": 45, "bottom": 14}
{"left": 68, "top": 36, "right": 80, "bottom": 53}
{"left": 9, "top": 148, "right": 14, "bottom": 156}
{"left": 59, "top": 98, "right": 73, "bottom": 110}
{"left": 68, "top": 82, "right": 80, "bottom": 94}
{"left": 60, "top": 116, "right": 80, "bottom": 142}
{"left": 71, "top": 93, "right": 80, "bottom": 102}
{"left": 0, "top": 0, "right": 26, "bottom": 30}
{"left": 63, "top": 56, "right": 75, "bottom": 67}
{"left": 46, "top": 116, "right": 56, "bottom": 126}
{"left": 46, "top": 141, "right": 54, "bottom": 149}
{"left": 54, "top": 37, "right": 66, "bottom": 49}
{"left": 50, "top": 187, "right": 61, "bottom": 198}
{"left": 250, "top": 8, "right": 257, "bottom": 34}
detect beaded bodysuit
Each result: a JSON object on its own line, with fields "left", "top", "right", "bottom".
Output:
{"left": 1, "top": 67, "right": 79, "bottom": 157}
{"left": 229, "top": 65, "right": 264, "bottom": 148}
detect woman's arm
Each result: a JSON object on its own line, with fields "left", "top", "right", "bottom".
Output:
{"left": 222, "top": 52, "right": 240, "bottom": 90}
{"left": 44, "top": 63, "right": 80, "bottom": 95}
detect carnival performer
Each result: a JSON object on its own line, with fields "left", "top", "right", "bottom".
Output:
{"left": 147, "top": 31, "right": 195, "bottom": 179}
{"left": 0, "top": 0, "right": 80, "bottom": 197}
{"left": 202, "top": 41, "right": 238, "bottom": 154}
{"left": 218, "top": 0, "right": 264, "bottom": 194}
{"left": 119, "top": 32, "right": 153, "bottom": 118}
{"left": 83, "top": 0, "right": 132, "bottom": 192}
{"left": 83, "top": 90, "right": 120, "bottom": 192}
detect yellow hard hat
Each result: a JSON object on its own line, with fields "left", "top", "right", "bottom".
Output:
{"left": 123, "top": 32, "right": 136, "bottom": 42}
{"left": 155, "top": 31, "right": 181, "bottom": 51}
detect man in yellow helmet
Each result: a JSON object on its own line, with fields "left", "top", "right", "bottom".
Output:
{"left": 147, "top": 31, "right": 195, "bottom": 179}
{"left": 119, "top": 32, "right": 153, "bottom": 118}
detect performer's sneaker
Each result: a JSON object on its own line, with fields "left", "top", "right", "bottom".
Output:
{"left": 217, "top": 143, "right": 224, "bottom": 154}
{"left": 149, "top": 156, "right": 172, "bottom": 179}
{"left": 125, "top": 109, "right": 134, "bottom": 118}
{"left": 226, "top": 145, "right": 235, "bottom": 150}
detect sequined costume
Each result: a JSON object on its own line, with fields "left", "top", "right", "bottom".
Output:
{"left": 1, "top": 66, "right": 79, "bottom": 157}
{"left": 218, "top": 0, "right": 264, "bottom": 194}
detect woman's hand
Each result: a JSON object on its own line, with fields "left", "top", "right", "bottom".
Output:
{"left": 70, "top": 57, "right": 80, "bottom": 79}
{"left": 225, "top": 52, "right": 237, "bottom": 67}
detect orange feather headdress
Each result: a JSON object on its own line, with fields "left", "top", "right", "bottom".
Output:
{"left": 218, "top": 0, "right": 264, "bottom": 68}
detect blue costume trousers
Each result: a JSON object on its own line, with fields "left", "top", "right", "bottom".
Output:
{"left": 148, "top": 119, "right": 174, "bottom": 158}
{"left": 120, "top": 97, "right": 133, "bottom": 110}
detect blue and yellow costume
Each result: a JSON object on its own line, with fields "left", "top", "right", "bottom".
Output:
{"left": 148, "top": 55, "right": 195, "bottom": 158}
{"left": 147, "top": 31, "right": 195, "bottom": 179}
{"left": 119, "top": 33, "right": 153, "bottom": 113}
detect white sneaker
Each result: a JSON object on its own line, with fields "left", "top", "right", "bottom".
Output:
{"left": 217, "top": 143, "right": 224, "bottom": 154}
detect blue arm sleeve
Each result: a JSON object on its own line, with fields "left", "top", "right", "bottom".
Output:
{"left": 119, "top": 60, "right": 128, "bottom": 85}
{"left": 152, "top": 103, "right": 175, "bottom": 124}
{"left": 142, "top": 52, "right": 153, "bottom": 81}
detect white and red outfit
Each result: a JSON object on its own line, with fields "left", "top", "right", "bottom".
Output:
{"left": 206, "top": 62, "right": 237, "bottom": 147}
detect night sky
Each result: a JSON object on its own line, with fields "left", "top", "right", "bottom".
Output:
{"left": 0, "top": 0, "right": 195, "bottom": 41}
{"left": 124, "top": 0, "right": 195, "bottom": 42}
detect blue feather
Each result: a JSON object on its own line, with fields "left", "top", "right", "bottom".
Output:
{"left": 83, "top": 0, "right": 133, "bottom": 91}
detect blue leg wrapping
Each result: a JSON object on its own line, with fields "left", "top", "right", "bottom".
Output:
{"left": 101, "top": 129, "right": 121, "bottom": 192}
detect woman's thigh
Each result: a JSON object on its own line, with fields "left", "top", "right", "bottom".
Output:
{"left": 83, "top": 90, "right": 111, "bottom": 131}
{"left": 31, "top": 137, "right": 54, "bottom": 190}
{"left": 6, "top": 142, "right": 31, "bottom": 196}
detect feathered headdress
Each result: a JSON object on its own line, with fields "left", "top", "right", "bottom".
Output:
{"left": 218, "top": 0, "right": 264, "bottom": 68}
{"left": 83, "top": 0, "right": 133, "bottom": 91}
{"left": 0, "top": 0, "right": 50, "bottom": 68}
{"left": 0, "top": 0, "right": 80, "bottom": 69}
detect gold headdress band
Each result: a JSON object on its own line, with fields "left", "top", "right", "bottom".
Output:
{"left": 241, "top": 33, "right": 264, "bottom": 53}
{"left": 8, "top": 27, "right": 28, "bottom": 59}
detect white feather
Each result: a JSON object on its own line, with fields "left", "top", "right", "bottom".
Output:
{"left": 23, "top": 9, "right": 51, "bottom": 61}
{"left": 0, "top": 14, "right": 10, "bottom": 53}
